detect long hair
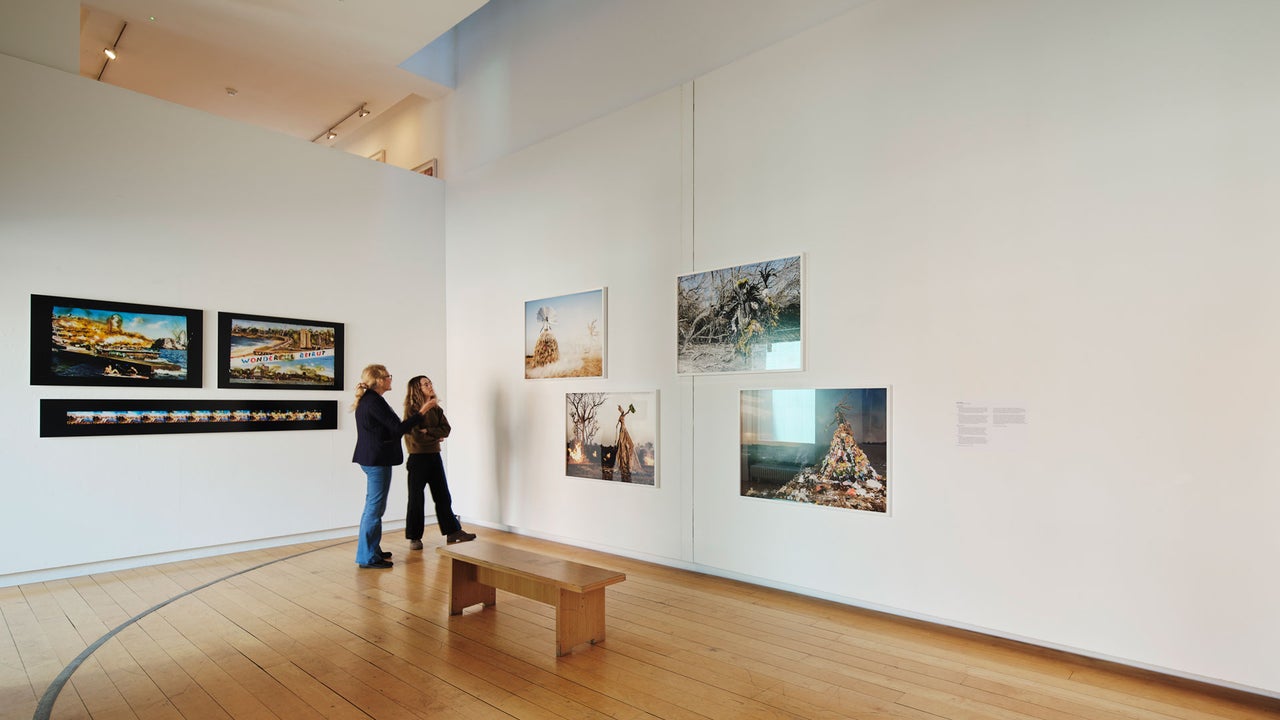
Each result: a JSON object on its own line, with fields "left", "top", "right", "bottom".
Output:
{"left": 403, "top": 375, "right": 431, "bottom": 417}
{"left": 350, "top": 364, "right": 390, "bottom": 411}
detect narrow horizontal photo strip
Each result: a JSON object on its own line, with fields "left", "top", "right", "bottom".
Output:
{"left": 40, "top": 399, "right": 338, "bottom": 437}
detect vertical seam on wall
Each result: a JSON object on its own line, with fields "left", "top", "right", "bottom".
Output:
{"left": 689, "top": 79, "right": 696, "bottom": 563}
{"left": 689, "top": 80, "right": 698, "bottom": 565}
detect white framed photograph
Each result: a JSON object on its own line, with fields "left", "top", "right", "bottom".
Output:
{"left": 677, "top": 255, "right": 802, "bottom": 374}
{"left": 524, "top": 288, "right": 606, "bottom": 379}
{"left": 566, "top": 391, "right": 657, "bottom": 486}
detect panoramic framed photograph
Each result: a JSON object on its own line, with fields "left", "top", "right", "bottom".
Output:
{"left": 677, "top": 254, "right": 803, "bottom": 374}
{"left": 40, "top": 399, "right": 338, "bottom": 438}
{"left": 524, "top": 288, "right": 606, "bottom": 379}
{"left": 217, "top": 312, "right": 344, "bottom": 390}
{"left": 740, "top": 387, "right": 889, "bottom": 513}
{"left": 31, "top": 294, "right": 203, "bottom": 388}
{"left": 566, "top": 391, "right": 657, "bottom": 486}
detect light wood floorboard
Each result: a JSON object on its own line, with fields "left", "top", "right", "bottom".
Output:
{"left": 2, "top": 531, "right": 1276, "bottom": 720}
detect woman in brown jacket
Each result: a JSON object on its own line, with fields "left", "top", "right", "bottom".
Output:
{"left": 403, "top": 375, "right": 475, "bottom": 548}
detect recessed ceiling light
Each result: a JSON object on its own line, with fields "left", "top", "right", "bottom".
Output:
{"left": 226, "top": 87, "right": 238, "bottom": 96}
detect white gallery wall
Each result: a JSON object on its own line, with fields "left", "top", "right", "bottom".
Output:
{"left": 0, "top": 53, "right": 446, "bottom": 584}
{"left": 445, "top": 87, "right": 690, "bottom": 561}
{"left": 445, "top": 0, "right": 1280, "bottom": 697}
{"left": 0, "top": 0, "right": 78, "bottom": 74}
{"left": 446, "top": 0, "right": 874, "bottom": 176}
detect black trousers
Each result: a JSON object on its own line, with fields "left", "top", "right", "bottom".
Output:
{"left": 405, "top": 453, "right": 461, "bottom": 539}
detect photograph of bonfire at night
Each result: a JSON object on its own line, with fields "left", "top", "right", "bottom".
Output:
{"left": 565, "top": 391, "right": 657, "bottom": 485}
{"left": 741, "top": 387, "right": 888, "bottom": 513}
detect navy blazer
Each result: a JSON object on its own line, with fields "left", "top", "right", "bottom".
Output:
{"left": 351, "top": 391, "right": 420, "bottom": 466}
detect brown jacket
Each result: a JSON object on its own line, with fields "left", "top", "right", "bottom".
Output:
{"left": 405, "top": 406, "right": 450, "bottom": 454}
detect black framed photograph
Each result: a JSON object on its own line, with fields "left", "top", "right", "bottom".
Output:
{"left": 217, "top": 312, "right": 344, "bottom": 390}
{"left": 31, "top": 294, "right": 203, "bottom": 388}
{"left": 40, "top": 399, "right": 339, "bottom": 437}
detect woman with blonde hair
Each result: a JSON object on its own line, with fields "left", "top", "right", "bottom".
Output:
{"left": 403, "top": 375, "right": 474, "bottom": 548}
{"left": 351, "top": 364, "right": 434, "bottom": 569}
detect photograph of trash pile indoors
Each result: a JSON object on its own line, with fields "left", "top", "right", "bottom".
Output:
{"left": 741, "top": 387, "right": 888, "bottom": 513}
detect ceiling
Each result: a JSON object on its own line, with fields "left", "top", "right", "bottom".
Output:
{"left": 78, "top": 0, "right": 488, "bottom": 145}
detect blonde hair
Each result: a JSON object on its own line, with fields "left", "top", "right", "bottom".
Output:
{"left": 350, "top": 364, "right": 390, "bottom": 411}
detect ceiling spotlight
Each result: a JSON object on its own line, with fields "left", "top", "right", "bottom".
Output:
{"left": 98, "top": 21, "right": 127, "bottom": 81}
{"left": 226, "top": 87, "right": 238, "bottom": 96}
{"left": 311, "top": 101, "right": 371, "bottom": 142}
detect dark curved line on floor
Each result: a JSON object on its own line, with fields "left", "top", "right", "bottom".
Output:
{"left": 33, "top": 540, "right": 350, "bottom": 720}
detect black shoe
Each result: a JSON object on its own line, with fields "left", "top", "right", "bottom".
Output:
{"left": 446, "top": 530, "right": 476, "bottom": 544}
{"left": 379, "top": 551, "right": 392, "bottom": 559}
{"left": 359, "top": 559, "right": 393, "bottom": 569}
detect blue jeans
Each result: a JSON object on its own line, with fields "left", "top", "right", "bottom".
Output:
{"left": 357, "top": 465, "right": 392, "bottom": 565}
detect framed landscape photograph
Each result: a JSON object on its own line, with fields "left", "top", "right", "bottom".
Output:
{"left": 677, "top": 255, "right": 803, "bottom": 374}
{"left": 31, "top": 294, "right": 202, "bottom": 388}
{"left": 413, "top": 158, "right": 438, "bottom": 177}
{"left": 41, "top": 399, "right": 338, "bottom": 437}
{"left": 217, "top": 312, "right": 344, "bottom": 390}
{"left": 740, "top": 387, "right": 889, "bottom": 514}
{"left": 566, "top": 391, "right": 657, "bottom": 486}
{"left": 524, "top": 288, "right": 606, "bottom": 379}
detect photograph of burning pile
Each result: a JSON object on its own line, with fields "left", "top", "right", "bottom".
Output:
{"left": 565, "top": 391, "right": 657, "bottom": 485}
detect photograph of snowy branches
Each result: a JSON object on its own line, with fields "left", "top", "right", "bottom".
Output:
{"left": 524, "top": 288, "right": 606, "bottom": 379}
{"left": 565, "top": 391, "right": 657, "bottom": 486}
{"left": 741, "top": 388, "right": 888, "bottom": 513}
{"left": 677, "top": 255, "right": 802, "bottom": 374}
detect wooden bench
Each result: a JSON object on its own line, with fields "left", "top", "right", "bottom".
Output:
{"left": 436, "top": 542, "right": 626, "bottom": 656}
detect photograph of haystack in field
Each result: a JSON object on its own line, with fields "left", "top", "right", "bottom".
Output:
{"left": 677, "top": 255, "right": 802, "bottom": 374}
{"left": 565, "top": 391, "right": 657, "bottom": 485}
{"left": 524, "top": 288, "right": 606, "bottom": 379}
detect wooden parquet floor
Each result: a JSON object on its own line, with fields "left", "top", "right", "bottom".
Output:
{"left": 2, "top": 529, "right": 1276, "bottom": 719}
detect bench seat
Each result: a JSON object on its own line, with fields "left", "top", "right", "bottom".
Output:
{"left": 436, "top": 541, "right": 626, "bottom": 656}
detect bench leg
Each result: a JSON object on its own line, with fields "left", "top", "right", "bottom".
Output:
{"left": 555, "top": 587, "right": 607, "bottom": 656}
{"left": 448, "top": 559, "right": 496, "bottom": 615}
